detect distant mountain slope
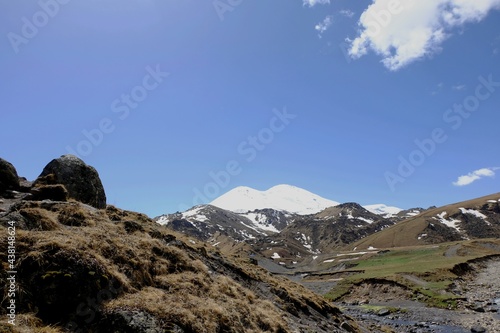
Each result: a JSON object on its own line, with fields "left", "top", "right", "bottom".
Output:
{"left": 254, "top": 203, "right": 396, "bottom": 263}
{"left": 351, "top": 193, "right": 500, "bottom": 250}
{"left": 155, "top": 204, "right": 270, "bottom": 242}
{"left": 154, "top": 205, "right": 302, "bottom": 252}
{"left": 210, "top": 184, "right": 340, "bottom": 214}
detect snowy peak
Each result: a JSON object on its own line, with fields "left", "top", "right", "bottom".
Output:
{"left": 210, "top": 184, "right": 340, "bottom": 215}
{"left": 364, "top": 204, "right": 403, "bottom": 218}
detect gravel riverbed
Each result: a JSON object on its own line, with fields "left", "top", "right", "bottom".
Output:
{"left": 336, "top": 259, "right": 500, "bottom": 333}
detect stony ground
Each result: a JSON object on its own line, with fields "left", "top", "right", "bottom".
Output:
{"left": 456, "top": 258, "right": 500, "bottom": 332}
{"left": 336, "top": 259, "right": 500, "bottom": 333}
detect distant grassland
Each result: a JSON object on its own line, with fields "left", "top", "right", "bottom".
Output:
{"left": 356, "top": 247, "right": 455, "bottom": 277}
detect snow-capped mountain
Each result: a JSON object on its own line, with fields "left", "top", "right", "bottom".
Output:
{"left": 210, "top": 184, "right": 340, "bottom": 215}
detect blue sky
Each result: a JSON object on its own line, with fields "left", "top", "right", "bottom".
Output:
{"left": 1, "top": 0, "right": 500, "bottom": 217}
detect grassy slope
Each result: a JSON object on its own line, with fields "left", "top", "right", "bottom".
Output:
{"left": 350, "top": 193, "right": 500, "bottom": 250}
{"left": 324, "top": 239, "right": 500, "bottom": 308}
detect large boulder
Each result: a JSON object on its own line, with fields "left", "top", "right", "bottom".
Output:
{"left": 34, "top": 155, "right": 106, "bottom": 209}
{"left": 0, "top": 157, "right": 20, "bottom": 196}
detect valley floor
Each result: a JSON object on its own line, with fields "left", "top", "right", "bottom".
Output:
{"left": 338, "top": 258, "right": 500, "bottom": 333}
{"left": 260, "top": 245, "right": 500, "bottom": 333}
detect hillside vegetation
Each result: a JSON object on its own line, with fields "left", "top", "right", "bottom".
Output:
{"left": 0, "top": 200, "right": 359, "bottom": 333}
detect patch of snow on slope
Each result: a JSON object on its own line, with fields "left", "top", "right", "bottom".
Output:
{"left": 156, "top": 216, "right": 170, "bottom": 225}
{"left": 295, "top": 233, "right": 320, "bottom": 254}
{"left": 357, "top": 217, "right": 374, "bottom": 224}
{"left": 181, "top": 206, "right": 208, "bottom": 222}
{"left": 295, "top": 233, "right": 309, "bottom": 249}
{"left": 271, "top": 252, "right": 281, "bottom": 259}
{"left": 459, "top": 208, "right": 487, "bottom": 219}
{"left": 239, "top": 212, "right": 279, "bottom": 233}
{"left": 239, "top": 221, "right": 267, "bottom": 235}
{"left": 347, "top": 214, "right": 374, "bottom": 224}
{"left": 459, "top": 208, "right": 490, "bottom": 225}
{"left": 406, "top": 210, "right": 421, "bottom": 217}
{"left": 434, "top": 212, "right": 461, "bottom": 232}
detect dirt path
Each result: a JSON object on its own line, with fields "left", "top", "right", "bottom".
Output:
{"left": 445, "top": 244, "right": 461, "bottom": 257}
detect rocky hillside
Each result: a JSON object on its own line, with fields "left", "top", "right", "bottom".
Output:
{"left": 155, "top": 205, "right": 298, "bottom": 245}
{"left": 253, "top": 203, "right": 397, "bottom": 264}
{"left": 351, "top": 192, "right": 500, "bottom": 250}
{"left": 0, "top": 156, "right": 361, "bottom": 333}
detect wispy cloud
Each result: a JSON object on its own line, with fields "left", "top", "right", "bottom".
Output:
{"left": 452, "top": 167, "right": 500, "bottom": 186}
{"left": 348, "top": 0, "right": 500, "bottom": 71}
{"left": 315, "top": 16, "right": 333, "bottom": 38}
{"left": 452, "top": 84, "right": 466, "bottom": 91}
{"left": 492, "top": 35, "right": 500, "bottom": 55}
{"left": 340, "top": 9, "right": 355, "bottom": 18}
{"left": 303, "top": 0, "right": 330, "bottom": 7}
{"left": 431, "top": 82, "right": 444, "bottom": 95}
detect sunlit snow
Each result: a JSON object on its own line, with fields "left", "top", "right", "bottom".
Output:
{"left": 434, "top": 212, "right": 461, "bottom": 231}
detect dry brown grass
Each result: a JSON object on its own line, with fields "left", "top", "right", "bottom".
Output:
{"left": 0, "top": 313, "right": 64, "bottom": 333}
{"left": 108, "top": 273, "right": 286, "bottom": 332}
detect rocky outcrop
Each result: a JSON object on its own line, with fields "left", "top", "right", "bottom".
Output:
{"left": 34, "top": 155, "right": 106, "bottom": 209}
{"left": 0, "top": 157, "right": 20, "bottom": 196}
{"left": 30, "top": 184, "right": 69, "bottom": 202}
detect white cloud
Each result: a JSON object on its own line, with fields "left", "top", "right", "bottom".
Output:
{"left": 348, "top": 0, "right": 500, "bottom": 70}
{"left": 340, "top": 9, "right": 355, "bottom": 18}
{"left": 315, "top": 16, "right": 333, "bottom": 38}
{"left": 431, "top": 82, "right": 444, "bottom": 95}
{"left": 303, "top": 0, "right": 330, "bottom": 7}
{"left": 453, "top": 167, "right": 500, "bottom": 186}
{"left": 452, "top": 84, "right": 466, "bottom": 90}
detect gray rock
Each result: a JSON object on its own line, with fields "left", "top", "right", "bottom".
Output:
{"left": 100, "top": 309, "right": 169, "bottom": 333}
{"left": 470, "top": 304, "right": 486, "bottom": 313}
{"left": 0, "top": 158, "right": 20, "bottom": 196}
{"left": 34, "top": 155, "right": 106, "bottom": 209}
{"left": 471, "top": 326, "right": 486, "bottom": 333}
{"left": 377, "top": 308, "right": 391, "bottom": 316}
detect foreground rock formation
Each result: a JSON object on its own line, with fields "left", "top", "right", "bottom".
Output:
{"left": 0, "top": 158, "right": 20, "bottom": 196}
{"left": 34, "top": 155, "right": 106, "bottom": 209}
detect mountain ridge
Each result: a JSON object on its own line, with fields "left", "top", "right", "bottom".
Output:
{"left": 209, "top": 184, "right": 404, "bottom": 217}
